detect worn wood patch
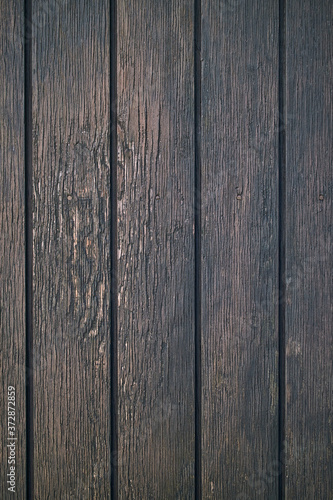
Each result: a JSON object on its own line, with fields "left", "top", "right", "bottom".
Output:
{"left": 200, "top": 0, "right": 280, "bottom": 497}
{"left": 117, "top": 1, "right": 196, "bottom": 498}
{"left": 32, "top": 0, "right": 111, "bottom": 497}
{"left": 285, "top": 0, "right": 333, "bottom": 497}
{"left": 0, "top": 1, "right": 26, "bottom": 497}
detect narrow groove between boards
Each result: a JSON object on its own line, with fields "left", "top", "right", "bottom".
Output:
{"left": 194, "top": 0, "right": 202, "bottom": 497}
{"left": 24, "top": 0, "right": 33, "bottom": 498}
{"left": 278, "top": 0, "right": 287, "bottom": 498}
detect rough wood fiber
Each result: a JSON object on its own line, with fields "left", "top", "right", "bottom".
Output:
{"left": 32, "top": 1, "right": 111, "bottom": 497}
{"left": 285, "top": 1, "right": 333, "bottom": 497}
{"left": 117, "top": 1, "right": 195, "bottom": 498}
{"left": 0, "top": 1, "right": 26, "bottom": 497}
{"left": 200, "top": 1, "right": 279, "bottom": 497}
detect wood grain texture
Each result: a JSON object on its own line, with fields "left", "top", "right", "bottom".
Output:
{"left": 285, "top": 0, "right": 333, "bottom": 497}
{"left": 32, "top": 0, "right": 111, "bottom": 497}
{"left": 0, "top": 1, "right": 26, "bottom": 497}
{"left": 117, "top": 1, "right": 195, "bottom": 498}
{"left": 200, "top": 1, "right": 280, "bottom": 497}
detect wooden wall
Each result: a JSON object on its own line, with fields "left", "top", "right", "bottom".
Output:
{"left": 0, "top": 0, "right": 332, "bottom": 498}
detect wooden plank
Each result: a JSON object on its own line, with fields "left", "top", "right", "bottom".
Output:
{"left": 32, "top": 1, "right": 111, "bottom": 497}
{"left": 200, "top": 1, "right": 280, "bottom": 497}
{"left": 117, "top": 1, "right": 195, "bottom": 497}
{"left": 0, "top": 1, "right": 26, "bottom": 497}
{"left": 285, "top": 0, "right": 333, "bottom": 497}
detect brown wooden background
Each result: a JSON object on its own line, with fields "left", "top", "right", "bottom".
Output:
{"left": 1, "top": 0, "right": 332, "bottom": 498}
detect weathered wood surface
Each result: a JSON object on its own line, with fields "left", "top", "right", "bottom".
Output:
{"left": 200, "top": 0, "right": 280, "bottom": 497}
{"left": 0, "top": 1, "right": 26, "bottom": 497}
{"left": 1, "top": 0, "right": 332, "bottom": 498}
{"left": 285, "top": 0, "right": 333, "bottom": 497}
{"left": 32, "top": 0, "right": 111, "bottom": 497}
{"left": 117, "top": 0, "right": 196, "bottom": 498}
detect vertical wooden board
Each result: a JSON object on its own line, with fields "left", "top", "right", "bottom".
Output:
{"left": 32, "top": 0, "right": 111, "bottom": 497}
{"left": 200, "top": 1, "right": 279, "bottom": 498}
{"left": 117, "top": 1, "right": 195, "bottom": 498}
{"left": 285, "top": 1, "right": 333, "bottom": 497}
{"left": 0, "top": 1, "right": 26, "bottom": 497}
